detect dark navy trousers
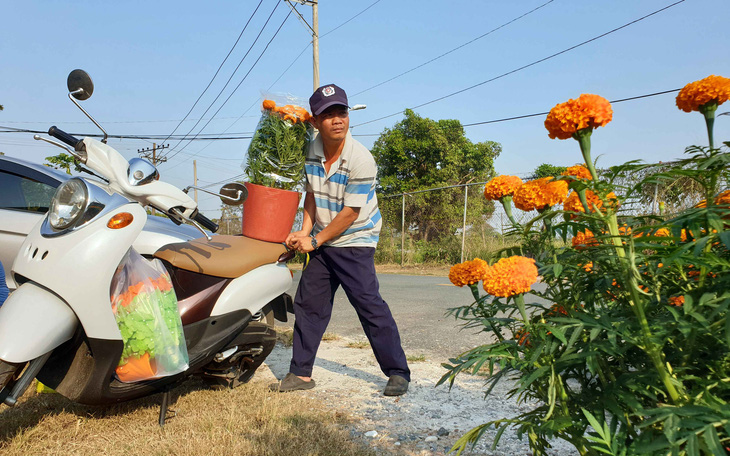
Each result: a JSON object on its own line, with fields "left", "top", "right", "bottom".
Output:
{"left": 289, "top": 246, "right": 411, "bottom": 382}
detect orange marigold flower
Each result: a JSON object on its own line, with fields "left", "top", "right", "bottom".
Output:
{"left": 676, "top": 75, "right": 730, "bottom": 112}
{"left": 715, "top": 189, "right": 730, "bottom": 207}
{"left": 544, "top": 94, "right": 613, "bottom": 140}
{"left": 448, "top": 258, "right": 489, "bottom": 287}
{"left": 514, "top": 328, "right": 531, "bottom": 347}
{"left": 561, "top": 164, "right": 592, "bottom": 181}
{"left": 581, "top": 262, "right": 593, "bottom": 272}
{"left": 563, "top": 190, "right": 618, "bottom": 213}
{"left": 483, "top": 256, "right": 538, "bottom": 298}
{"left": 668, "top": 296, "right": 685, "bottom": 307}
{"left": 655, "top": 228, "right": 670, "bottom": 237}
{"left": 262, "top": 99, "right": 276, "bottom": 110}
{"left": 513, "top": 177, "right": 568, "bottom": 211}
{"left": 483, "top": 175, "right": 523, "bottom": 201}
{"left": 572, "top": 229, "right": 597, "bottom": 249}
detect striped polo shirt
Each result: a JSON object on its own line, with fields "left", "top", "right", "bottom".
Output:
{"left": 305, "top": 131, "right": 382, "bottom": 247}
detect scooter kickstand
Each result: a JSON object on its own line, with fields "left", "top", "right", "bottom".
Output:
{"left": 158, "top": 388, "right": 176, "bottom": 427}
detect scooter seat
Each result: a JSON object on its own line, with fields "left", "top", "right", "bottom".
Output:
{"left": 153, "top": 235, "right": 287, "bottom": 278}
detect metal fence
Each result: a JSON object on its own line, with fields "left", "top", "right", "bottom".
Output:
{"left": 214, "top": 166, "right": 715, "bottom": 265}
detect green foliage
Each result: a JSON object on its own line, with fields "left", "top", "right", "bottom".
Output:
{"left": 444, "top": 139, "right": 730, "bottom": 455}
{"left": 372, "top": 109, "right": 501, "bottom": 241}
{"left": 533, "top": 163, "right": 567, "bottom": 179}
{"left": 245, "top": 112, "right": 312, "bottom": 191}
{"left": 44, "top": 152, "right": 83, "bottom": 175}
{"left": 115, "top": 287, "right": 186, "bottom": 370}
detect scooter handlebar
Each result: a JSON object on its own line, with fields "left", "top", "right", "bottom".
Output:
{"left": 48, "top": 126, "right": 84, "bottom": 151}
{"left": 193, "top": 211, "right": 219, "bottom": 233}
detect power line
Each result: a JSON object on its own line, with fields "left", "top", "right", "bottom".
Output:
{"left": 0, "top": 88, "right": 682, "bottom": 143}
{"left": 352, "top": 0, "right": 687, "bottom": 129}
{"left": 163, "top": 0, "right": 283, "bottom": 158}
{"left": 0, "top": 126, "right": 253, "bottom": 141}
{"left": 350, "top": 0, "right": 554, "bottom": 98}
{"left": 159, "top": 0, "right": 385, "bottom": 164}
{"left": 319, "top": 0, "right": 381, "bottom": 39}
{"left": 263, "top": 0, "right": 383, "bottom": 95}
{"left": 162, "top": 9, "right": 294, "bottom": 165}
{"left": 159, "top": 0, "right": 266, "bottom": 147}
{"left": 349, "top": 88, "right": 682, "bottom": 136}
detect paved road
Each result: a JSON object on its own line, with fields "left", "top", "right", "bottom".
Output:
{"left": 282, "top": 272, "right": 549, "bottom": 361}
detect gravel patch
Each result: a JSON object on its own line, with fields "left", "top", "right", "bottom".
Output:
{"left": 258, "top": 337, "right": 578, "bottom": 456}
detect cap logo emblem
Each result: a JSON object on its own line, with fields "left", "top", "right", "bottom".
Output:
{"left": 322, "top": 86, "right": 335, "bottom": 97}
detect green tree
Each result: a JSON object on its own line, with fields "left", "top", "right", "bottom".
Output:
{"left": 532, "top": 163, "right": 567, "bottom": 179}
{"left": 371, "top": 109, "right": 501, "bottom": 242}
{"left": 44, "top": 152, "right": 83, "bottom": 175}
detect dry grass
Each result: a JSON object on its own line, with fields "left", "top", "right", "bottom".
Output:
{"left": 406, "top": 354, "right": 426, "bottom": 363}
{"left": 275, "top": 326, "right": 294, "bottom": 347}
{"left": 346, "top": 341, "right": 370, "bottom": 349}
{"left": 0, "top": 379, "right": 375, "bottom": 456}
{"left": 275, "top": 327, "right": 340, "bottom": 348}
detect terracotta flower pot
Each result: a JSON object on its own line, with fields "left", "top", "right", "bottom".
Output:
{"left": 241, "top": 182, "right": 301, "bottom": 243}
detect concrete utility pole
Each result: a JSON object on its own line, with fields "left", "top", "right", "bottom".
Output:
{"left": 284, "top": 0, "right": 319, "bottom": 91}
{"left": 137, "top": 143, "right": 169, "bottom": 167}
{"left": 193, "top": 160, "right": 198, "bottom": 204}
{"left": 137, "top": 143, "right": 169, "bottom": 215}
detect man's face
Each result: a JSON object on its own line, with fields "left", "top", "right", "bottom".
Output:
{"left": 312, "top": 105, "right": 349, "bottom": 142}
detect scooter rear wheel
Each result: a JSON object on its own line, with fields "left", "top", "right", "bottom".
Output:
{"left": 202, "top": 307, "right": 277, "bottom": 389}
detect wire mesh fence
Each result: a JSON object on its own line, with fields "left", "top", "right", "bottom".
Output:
{"left": 215, "top": 162, "right": 721, "bottom": 265}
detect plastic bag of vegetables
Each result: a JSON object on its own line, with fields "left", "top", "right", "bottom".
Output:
{"left": 110, "top": 249, "right": 188, "bottom": 382}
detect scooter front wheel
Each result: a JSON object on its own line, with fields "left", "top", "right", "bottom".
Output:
{"left": 0, "top": 361, "right": 25, "bottom": 403}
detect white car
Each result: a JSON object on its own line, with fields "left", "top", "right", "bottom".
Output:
{"left": 0, "top": 156, "right": 204, "bottom": 290}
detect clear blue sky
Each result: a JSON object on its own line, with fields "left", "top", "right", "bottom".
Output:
{"left": 2, "top": 0, "right": 729, "bottom": 217}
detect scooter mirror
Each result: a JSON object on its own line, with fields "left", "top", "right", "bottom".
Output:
{"left": 67, "top": 69, "right": 94, "bottom": 101}
{"left": 220, "top": 183, "right": 248, "bottom": 205}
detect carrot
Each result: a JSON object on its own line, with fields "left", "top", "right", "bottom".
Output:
{"left": 116, "top": 353, "right": 155, "bottom": 382}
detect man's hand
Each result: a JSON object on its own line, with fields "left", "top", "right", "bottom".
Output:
{"left": 286, "top": 231, "right": 316, "bottom": 253}
{"left": 286, "top": 230, "right": 308, "bottom": 250}
{"left": 296, "top": 235, "right": 315, "bottom": 254}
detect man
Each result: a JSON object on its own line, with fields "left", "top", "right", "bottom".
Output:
{"left": 271, "top": 84, "right": 410, "bottom": 396}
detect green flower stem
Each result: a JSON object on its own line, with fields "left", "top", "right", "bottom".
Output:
{"left": 515, "top": 294, "right": 530, "bottom": 329}
{"left": 605, "top": 212, "right": 684, "bottom": 404}
{"left": 470, "top": 284, "right": 504, "bottom": 342}
{"left": 573, "top": 129, "right": 599, "bottom": 182}
{"left": 578, "top": 189, "right": 590, "bottom": 213}
{"left": 500, "top": 196, "right": 520, "bottom": 228}
{"left": 699, "top": 101, "right": 718, "bottom": 151}
{"left": 469, "top": 284, "right": 481, "bottom": 301}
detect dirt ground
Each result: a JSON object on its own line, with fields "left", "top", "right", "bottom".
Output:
{"left": 260, "top": 335, "right": 576, "bottom": 456}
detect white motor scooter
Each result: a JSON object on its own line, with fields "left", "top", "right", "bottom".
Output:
{"left": 0, "top": 70, "right": 295, "bottom": 422}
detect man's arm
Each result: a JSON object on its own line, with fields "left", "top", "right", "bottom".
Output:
{"left": 294, "top": 205, "right": 360, "bottom": 253}
{"left": 285, "top": 192, "right": 316, "bottom": 248}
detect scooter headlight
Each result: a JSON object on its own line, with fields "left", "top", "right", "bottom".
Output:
{"left": 49, "top": 178, "right": 89, "bottom": 230}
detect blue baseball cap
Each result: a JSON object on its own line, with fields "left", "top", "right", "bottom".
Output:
{"left": 309, "top": 84, "right": 349, "bottom": 116}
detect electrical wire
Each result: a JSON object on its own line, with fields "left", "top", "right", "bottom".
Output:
{"left": 0, "top": 88, "right": 683, "bottom": 142}
{"left": 158, "top": 0, "right": 266, "bottom": 147}
{"left": 162, "top": 9, "right": 294, "bottom": 166}
{"left": 348, "top": 88, "right": 682, "bottom": 136}
{"left": 350, "top": 0, "right": 554, "bottom": 98}
{"left": 262, "top": 0, "right": 383, "bottom": 96}
{"left": 162, "top": 0, "right": 283, "bottom": 158}
{"left": 352, "top": 0, "right": 687, "bottom": 129}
